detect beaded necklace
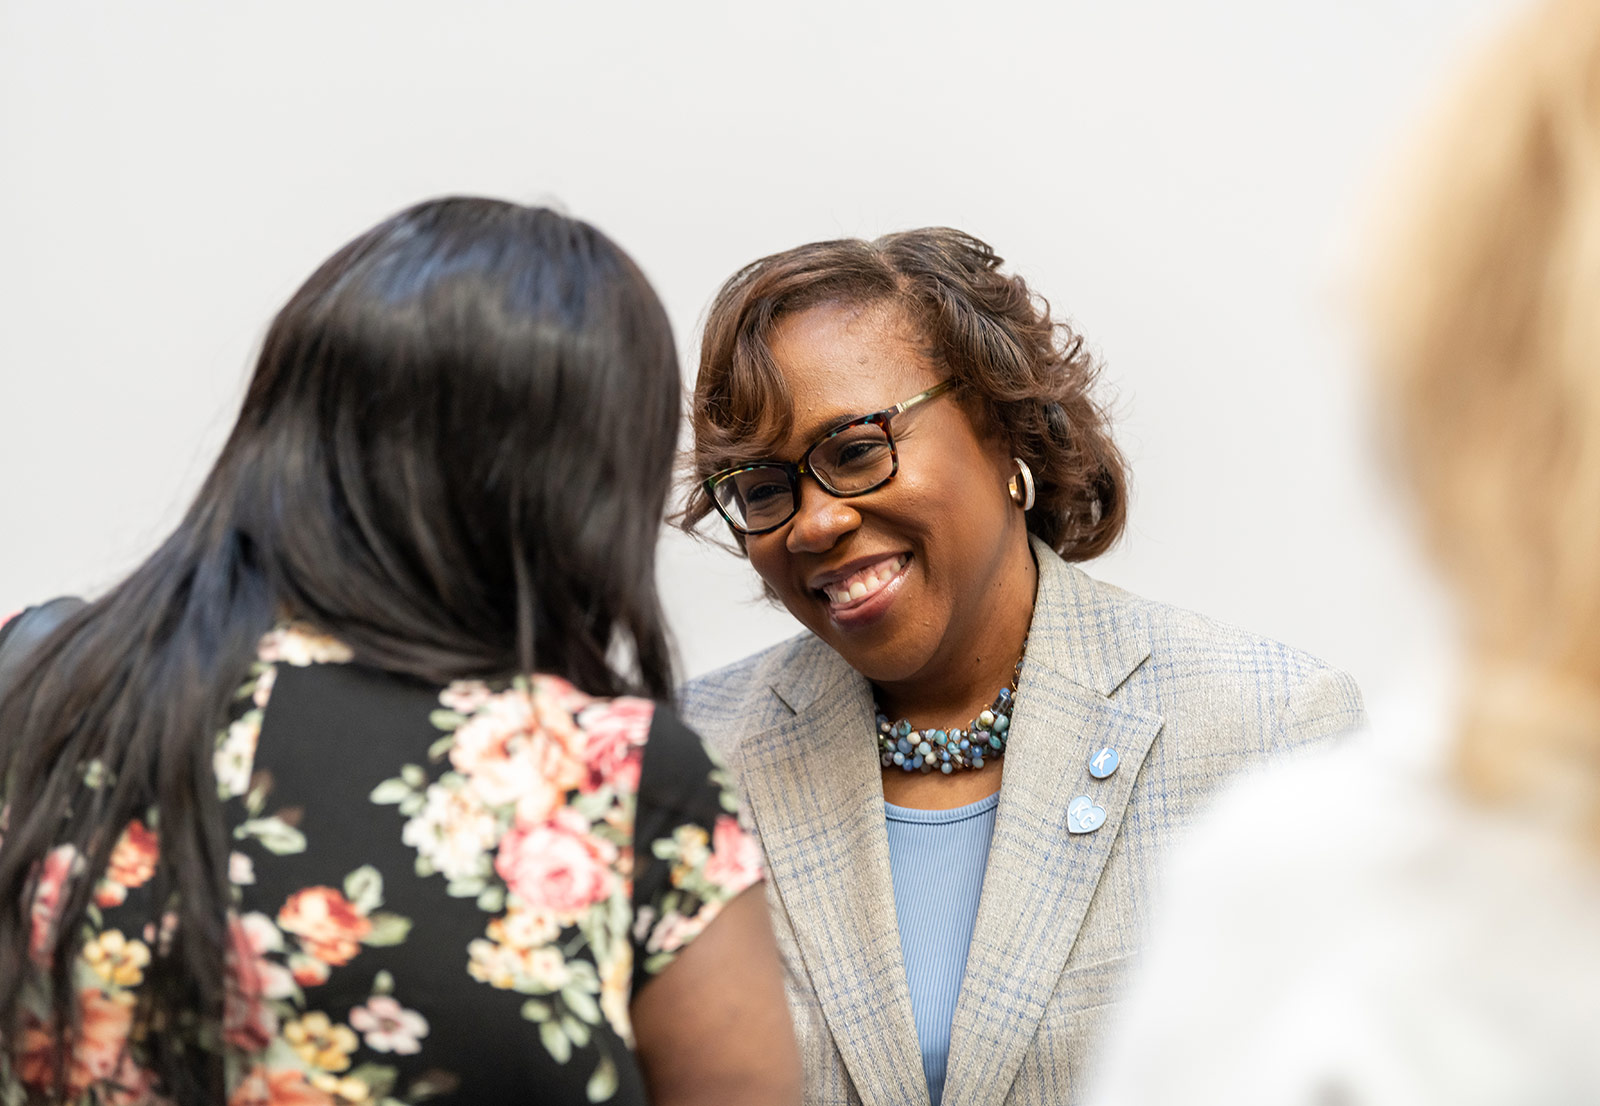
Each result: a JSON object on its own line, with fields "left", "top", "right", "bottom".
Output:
{"left": 875, "top": 661, "right": 1021, "bottom": 775}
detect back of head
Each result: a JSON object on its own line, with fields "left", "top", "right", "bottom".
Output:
{"left": 0, "top": 196, "right": 681, "bottom": 1103}
{"left": 1370, "top": 0, "right": 1600, "bottom": 836}
{"left": 235, "top": 197, "right": 682, "bottom": 691}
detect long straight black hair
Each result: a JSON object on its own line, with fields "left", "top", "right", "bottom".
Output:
{"left": 0, "top": 197, "right": 682, "bottom": 1103}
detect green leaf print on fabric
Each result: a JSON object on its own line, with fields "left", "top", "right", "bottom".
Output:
{"left": 373, "top": 675, "right": 655, "bottom": 1099}
{"left": 234, "top": 815, "right": 307, "bottom": 856}
{"left": 344, "top": 866, "right": 384, "bottom": 914}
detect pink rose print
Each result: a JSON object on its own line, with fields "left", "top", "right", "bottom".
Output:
{"left": 579, "top": 698, "right": 652, "bottom": 794}
{"left": 290, "top": 955, "right": 331, "bottom": 989}
{"left": 534, "top": 673, "right": 594, "bottom": 722}
{"left": 495, "top": 807, "right": 619, "bottom": 919}
{"left": 96, "top": 819, "right": 160, "bottom": 908}
{"left": 17, "top": 988, "right": 135, "bottom": 1095}
{"left": 703, "top": 814, "right": 764, "bottom": 893}
{"left": 255, "top": 625, "right": 352, "bottom": 667}
{"left": 223, "top": 974, "right": 280, "bottom": 1054}
{"left": 277, "top": 886, "right": 371, "bottom": 967}
{"left": 225, "top": 914, "right": 290, "bottom": 1052}
{"left": 228, "top": 1065, "right": 336, "bottom": 1106}
{"left": 450, "top": 690, "right": 585, "bottom": 824}
{"left": 646, "top": 910, "right": 711, "bottom": 955}
{"left": 99, "top": 1051, "right": 163, "bottom": 1106}
{"left": 530, "top": 678, "right": 589, "bottom": 754}
{"left": 29, "top": 844, "right": 78, "bottom": 963}
{"left": 438, "top": 679, "right": 493, "bottom": 716}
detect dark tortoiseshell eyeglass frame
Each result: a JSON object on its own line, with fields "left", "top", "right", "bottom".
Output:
{"left": 704, "top": 379, "right": 955, "bottom": 536}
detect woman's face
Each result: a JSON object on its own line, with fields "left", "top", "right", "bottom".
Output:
{"left": 744, "top": 299, "right": 1036, "bottom": 693}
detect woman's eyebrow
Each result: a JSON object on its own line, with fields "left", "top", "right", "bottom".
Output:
{"left": 792, "top": 405, "right": 873, "bottom": 447}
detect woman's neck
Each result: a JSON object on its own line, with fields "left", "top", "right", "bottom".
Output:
{"left": 873, "top": 645, "right": 1024, "bottom": 729}
{"left": 872, "top": 552, "right": 1037, "bottom": 730}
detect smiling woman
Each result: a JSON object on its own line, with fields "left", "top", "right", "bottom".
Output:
{"left": 678, "top": 228, "right": 1368, "bottom": 1106}
{"left": 722, "top": 299, "right": 1040, "bottom": 761}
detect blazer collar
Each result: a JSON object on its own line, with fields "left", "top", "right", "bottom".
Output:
{"left": 741, "top": 667, "right": 930, "bottom": 1105}
{"left": 1018, "top": 534, "right": 1150, "bottom": 698}
{"left": 748, "top": 540, "right": 1158, "bottom": 1106}
{"left": 942, "top": 539, "right": 1160, "bottom": 1105}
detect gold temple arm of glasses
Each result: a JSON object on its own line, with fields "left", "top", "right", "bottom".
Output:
{"left": 890, "top": 378, "right": 955, "bottom": 417}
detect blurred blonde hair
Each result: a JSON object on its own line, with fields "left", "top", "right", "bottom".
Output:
{"left": 1371, "top": 0, "right": 1600, "bottom": 836}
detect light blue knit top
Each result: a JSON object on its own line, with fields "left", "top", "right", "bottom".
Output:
{"left": 883, "top": 791, "right": 1000, "bottom": 1106}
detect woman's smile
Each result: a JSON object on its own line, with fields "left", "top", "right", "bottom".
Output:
{"left": 812, "top": 552, "right": 912, "bottom": 623}
{"left": 738, "top": 298, "right": 1037, "bottom": 703}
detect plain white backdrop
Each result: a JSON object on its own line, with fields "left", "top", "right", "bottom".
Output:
{"left": 1, "top": 0, "right": 1516, "bottom": 702}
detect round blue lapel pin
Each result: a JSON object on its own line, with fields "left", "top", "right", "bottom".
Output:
{"left": 1088, "top": 746, "right": 1119, "bottom": 779}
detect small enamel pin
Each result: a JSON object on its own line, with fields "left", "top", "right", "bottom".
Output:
{"left": 1067, "top": 795, "right": 1106, "bottom": 834}
{"left": 1088, "top": 746, "right": 1119, "bottom": 779}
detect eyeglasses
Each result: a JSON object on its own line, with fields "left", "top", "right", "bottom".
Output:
{"left": 705, "top": 379, "right": 955, "bottom": 535}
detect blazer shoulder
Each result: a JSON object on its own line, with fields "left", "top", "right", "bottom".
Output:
{"left": 1086, "top": 576, "right": 1365, "bottom": 749}
{"left": 1123, "top": 583, "right": 1331, "bottom": 674}
{"left": 677, "top": 631, "right": 820, "bottom": 761}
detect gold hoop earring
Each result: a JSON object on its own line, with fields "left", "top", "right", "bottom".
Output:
{"left": 1008, "top": 457, "right": 1036, "bottom": 511}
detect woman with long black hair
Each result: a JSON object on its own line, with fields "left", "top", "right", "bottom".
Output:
{"left": 0, "top": 198, "right": 800, "bottom": 1106}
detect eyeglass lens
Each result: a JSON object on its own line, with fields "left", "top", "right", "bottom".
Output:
{"left": 714, "top": 420, "right": 896, "bottom": 532}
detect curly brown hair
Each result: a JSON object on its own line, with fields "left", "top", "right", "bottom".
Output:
{"left": 681, "top": 227, "right": 1128, "bottom": 560}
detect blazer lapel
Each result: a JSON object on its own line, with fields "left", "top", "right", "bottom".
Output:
{"left": 742, "top": 646, "right": 929, "bottom": 1106}
{"left": 941, "top": 543, "right": 1163, "bottom": 1106}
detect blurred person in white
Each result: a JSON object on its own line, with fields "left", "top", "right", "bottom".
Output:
{"left": 1087, "top": 1, "right": 1600, "bottom": 1102}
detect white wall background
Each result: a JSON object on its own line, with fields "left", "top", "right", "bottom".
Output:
{"left": 1, "top": 0, "right": 1515, "bottom": 703}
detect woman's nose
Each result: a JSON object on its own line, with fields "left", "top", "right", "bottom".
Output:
{"left": 785, "top": 477, "right": 860, "bottom": 554}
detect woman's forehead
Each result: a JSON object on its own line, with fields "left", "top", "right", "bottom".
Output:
{"left": 766, "top": 300, "right": 942, "bottom": 448}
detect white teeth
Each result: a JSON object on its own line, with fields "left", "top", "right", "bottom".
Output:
{"left": 821, "top": 555, "right": 908, "bottom": 606}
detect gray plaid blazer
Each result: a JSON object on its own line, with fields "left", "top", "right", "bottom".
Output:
{"left": 680, "top": 538, "right": 1365, "bottom": 1106}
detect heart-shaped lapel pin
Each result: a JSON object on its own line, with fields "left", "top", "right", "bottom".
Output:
{"left": 1067, "top": 795, "right": 1106, "bottom": 834}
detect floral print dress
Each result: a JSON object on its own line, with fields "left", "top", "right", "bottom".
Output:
{"left": 12, "top": 624, "right": 764, "bottom": 1105}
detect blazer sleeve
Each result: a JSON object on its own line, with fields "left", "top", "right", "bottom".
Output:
{"left": 1279, "top": 665, "right": 1366, "bottom": 752}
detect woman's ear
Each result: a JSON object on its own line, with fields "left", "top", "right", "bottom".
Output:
{"left": 985, "top": 433, "right": 1022, "bottom": 497}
